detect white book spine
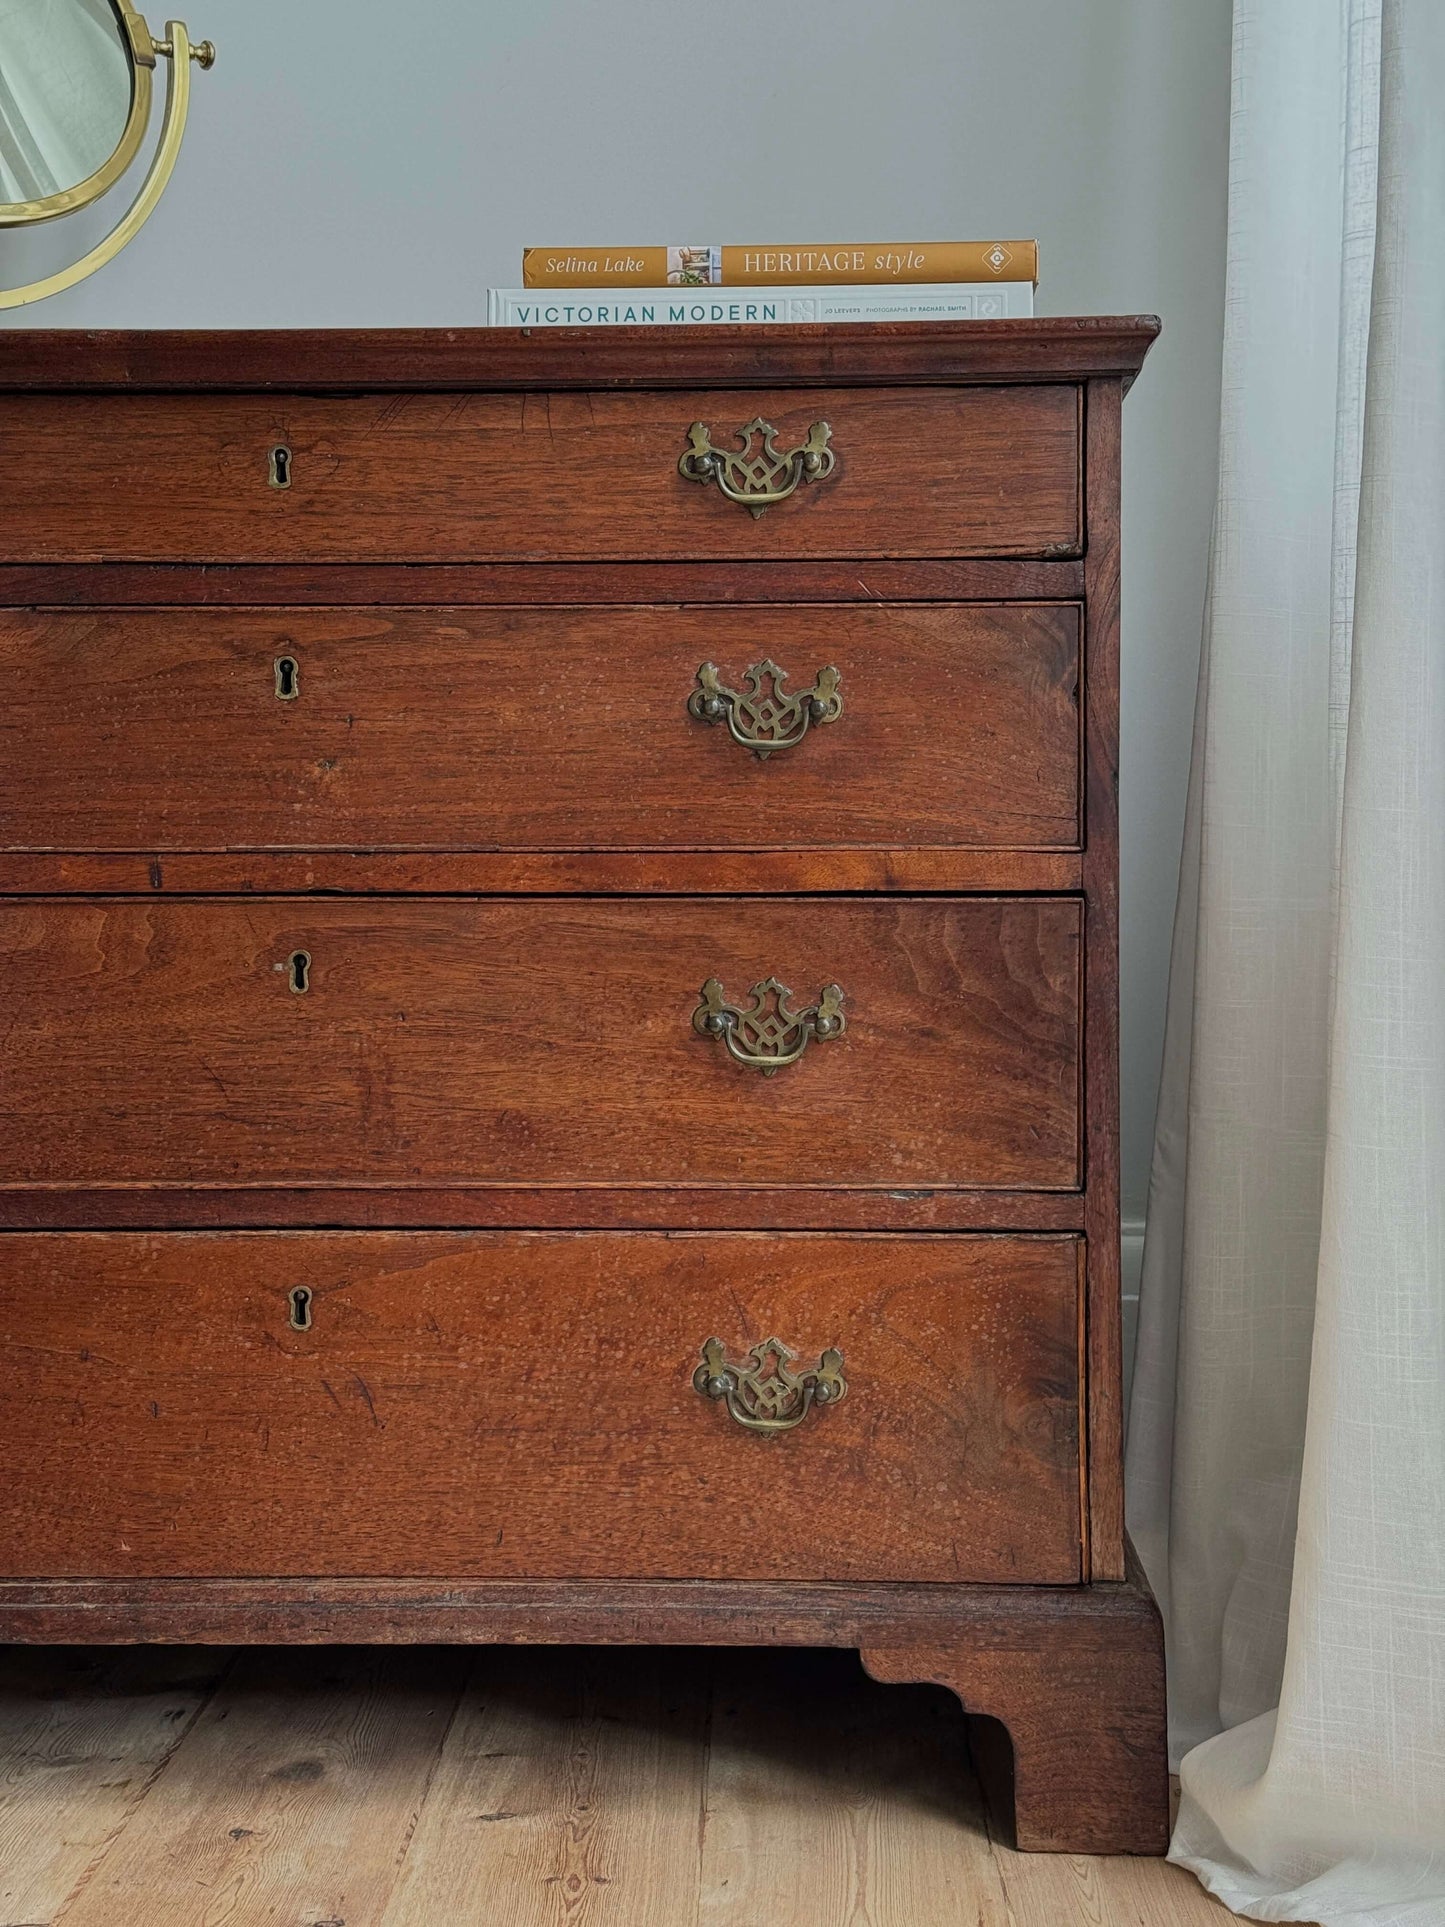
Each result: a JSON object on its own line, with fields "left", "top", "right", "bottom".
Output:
{"left": 486, "top": 282, "right": 1034, "bottom": 326}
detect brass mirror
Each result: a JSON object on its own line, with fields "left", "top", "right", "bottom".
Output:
{"left": 0, "top": 0, "right": 213, "bottom": 308}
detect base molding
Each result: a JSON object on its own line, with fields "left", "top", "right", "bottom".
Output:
{"left": 861, "top": 1564, "right": 1168, "bottom": 1853}
{"left": 0, "top": 1568, "right": 1168, "bottom": 1854}
{"left": 0, "top": 1573, "right": 1139, "bottom": 1645}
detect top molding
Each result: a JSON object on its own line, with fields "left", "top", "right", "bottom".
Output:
{"left": 0, "top": 316, "right": 1160, "bottom": 393}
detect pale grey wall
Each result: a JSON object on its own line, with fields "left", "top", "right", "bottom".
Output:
{"left": 3, "top": 0, "right": 1231, "bottom": 1220}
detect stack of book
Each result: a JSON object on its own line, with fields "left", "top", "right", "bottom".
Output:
{"left": 487, "top": 241, "right": 1036, "bottom": 327}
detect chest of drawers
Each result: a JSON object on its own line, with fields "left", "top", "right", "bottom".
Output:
{"left": 0, "top": 319, "right": 1166, "bottom": 1853}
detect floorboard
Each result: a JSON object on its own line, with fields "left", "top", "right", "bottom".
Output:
{"left": 0, "top": 1642, "right": 1256, "bottom": 1927}
{"left": 379, "top": 1646, "right": 708, "bottom": 1927}
{"left": 0, "top": 1645, "right": 229, "bottom": 1927}
{"left": 699, "top": 1647, "right": 1012, "bottom": 1926}
{"left": 51, "top": 1647, "right": 462, "bottom": 1927}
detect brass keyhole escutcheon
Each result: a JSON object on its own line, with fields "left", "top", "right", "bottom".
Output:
{"left": 268, "top": 444, "right": 292, "bottom": 489}
{"left": 288, "top": 950, "right": 310, "bottom": 994}
{"left": 274, "top": 653, "right": 299, "bottom": 701}
{"left": 288, "top": 1285, "right": 313, "bottom": 1331}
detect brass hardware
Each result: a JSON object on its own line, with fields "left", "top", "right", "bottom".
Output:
{"left": 287, "top": 950, "right": 310, "bottom": 994}
{"left": 150, "top": 31, "right": 215, "bottom": 65}
{"left": 288, "top": 1285, "right": 313, "bottom": 1331}
{"left": 1, "top": 2, "right": 156, "bottom": 229}
{"left": 679, "top": 417, "right": 835, "bottom": 518}
{"left": 268, "top": 445, "right": 293, "bottom": 489}
{"left": 694, "top": 1336, "right": 846, "bottom": 1433}
{"left": 693, "top": 977, "right": 845, "bottom": 1076}
{"left": 689, "top": 659, "right": 843, "bottom": 758}
{"left": 0, "top": 15, "right": 214, "bottom": 311}
{"left": 274, "top": 654, "right": 300, "bottom": 701}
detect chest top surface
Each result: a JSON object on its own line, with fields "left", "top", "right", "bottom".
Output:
{"left": 0, "top": 316, "right": 1159, "bottom": 391}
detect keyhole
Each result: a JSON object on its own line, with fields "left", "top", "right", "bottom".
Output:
{"left": 288, "top": 1285, "right": 313, "bottom": 1331}
{"left": 288, "top": 950, "right": 310, "bottom": 994}
{"left": 274, "top": 654, "right": 299, "bottom": 701}
{"left": 268, "top": 444, "right": 292, "bottom": 489}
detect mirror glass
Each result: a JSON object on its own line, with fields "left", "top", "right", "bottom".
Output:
{"left": 0, "top": 0, "right": 135, "bottom": 204}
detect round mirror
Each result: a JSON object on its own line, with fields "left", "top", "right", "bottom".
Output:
{"left": 0, "top": 0, "right": 144, "bottom": 215}
{"left": 0, "top": 1, "right": 212, "bottom": 307}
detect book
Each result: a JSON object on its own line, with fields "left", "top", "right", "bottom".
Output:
{"left": 488, "top": 281, "right": 1034, "bottom": 328}
{"left": 521, "top": 241, "right": 1037, "bottom": 289}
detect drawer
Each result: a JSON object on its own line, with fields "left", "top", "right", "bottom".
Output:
{"left": 0, "top": 1231, "right": 1084, "bottom": 1582}
{"left": 0, "top": 386, "right": 1081, "bottom": 562}
{"left": 0, "top": 604, "right": 1081, "bottom": 854}
{"left": 0, "top": 896, "right": 1081, "bottom": 1191}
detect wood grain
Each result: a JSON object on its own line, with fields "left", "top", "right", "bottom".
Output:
{"left": 990, "top": 1821, "right": 1245, "bottom": 1927}
{"left": 0, "top": 1183, "right": 1088, "bottom": 1233}
{"left": 0, "top": 1645, "right": 229, "bottom": 1925}
{"left": 0, "top": 896, "right": 1082, "bottom": 1191}
{"left": 1081, "top": 377, "right": 1126, "bottom": 1579}
{"left": 0, "top": 603, "right": 1081, "bottom": 855}
{"left": 379, "top": 1648, "right": 709, "bottom": 1927}
{"left": 0, "top": 1641, "right": 1251, "bottom": 1923}
{"left": 0, "top": 315, "right": 1160, "bottom": 391}
{"left": 861, "top": 1547, "right": 1168, "bottom": 1855}
{"left": 697, "top": 1647, "right": 1009, "bottom": 1925}
{"left": 0, "top": 1570, "right": 1176, "bottom": 1651}
{"left": 0, "top": 386, "right": 1081, "bottom": 562}
{"left": 0, "top": 556, "right": 1086, "bottom": 605}
{"left": 0, "top": 847, "right": 1085, "bottom": 898}
{"left": 0, "top": 318, "right": 1168, "bottom": 1861}
{"left": 52, "top": 1647, "right": 463, "bottom": 1927}
{"left": 0, "top": 1230, "right": 1084, "bottom": 1583}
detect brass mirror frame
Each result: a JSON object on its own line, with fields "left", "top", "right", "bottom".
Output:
{"left": 0, "top": 0, "right": 152, "bottom": 228}
{"left": 0, "top": 5, "right": 214, "bottom": 309}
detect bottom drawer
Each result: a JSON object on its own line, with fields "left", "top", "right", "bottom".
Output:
{"left": 0, "top": 1232, "right": 1084, "bottom": 1584}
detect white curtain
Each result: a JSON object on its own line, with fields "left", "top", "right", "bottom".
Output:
{"left": 1126, "top": 0, "right": 1445, "bottom": 1919}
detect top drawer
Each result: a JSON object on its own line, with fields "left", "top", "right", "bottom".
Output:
{"left": 0, "top": 385, "right": 1082, "bottom": 563}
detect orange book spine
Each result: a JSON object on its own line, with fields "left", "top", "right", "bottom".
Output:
{"left": 522, "top": 242, "right": 1037, "bottom": 289}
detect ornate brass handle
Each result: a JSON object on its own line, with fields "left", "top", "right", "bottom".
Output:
{"left": 679, "top": 416, "right": 835, "bottom": 518}
{"left": 692, "top": 976, "right": 845, "bottom": 1076}
{"left": 689, "top": 659, "right": 843, "bottom": 759}
{"left": 694, "top": 1337, "right": 847, "bottom": 1433}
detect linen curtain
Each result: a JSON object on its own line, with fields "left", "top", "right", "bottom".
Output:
{"left": 1125, "top": 0, "right": 1445, "bottom": 1919}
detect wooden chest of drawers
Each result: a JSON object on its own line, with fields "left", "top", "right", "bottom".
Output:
{"left": 0, "top": 319, "right": 1166, "bottom": 1854}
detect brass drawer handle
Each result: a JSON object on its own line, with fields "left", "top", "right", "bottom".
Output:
{"left": 692, "top": 976, "right": 845, "bottom": 1076}
{"left": 689, "top": 658, "right": 843, "bottom": 759}
{"left": 679, "top": 416, "right": 835, "bottom": 518}
{"left": 694, "top": 1337, "right": 847, "bottom": 1433}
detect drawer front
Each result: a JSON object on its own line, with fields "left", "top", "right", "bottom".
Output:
{"left": 0, "top": 604, "right": 1081, "bottom": 854}
{"left": 0, "top": 386, "right": 1081, "bottom": 561}
{"left": 0, "top": 1231, "right": 1084, "bottom": 1582}
{"left": 0, "top": 897, "right": 1081, "bottom": 1191}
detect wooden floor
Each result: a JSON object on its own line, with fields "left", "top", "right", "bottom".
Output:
{"left": 0, "top": 1642, "right": 1240, "bottom": 1926}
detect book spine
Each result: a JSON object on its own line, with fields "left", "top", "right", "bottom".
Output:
{"left": 521, "top": 242, "right": 1036, "bottom": 289}
{"left": 489, "top": 283, "right": 1034, "bottom": 326}
{"left": 524, "top": 248, "right": 675, "bottom": 288}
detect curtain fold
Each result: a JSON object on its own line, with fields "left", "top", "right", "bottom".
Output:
{"left": 1126, "top": 0, "right": 1444, "bottom": 1919}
